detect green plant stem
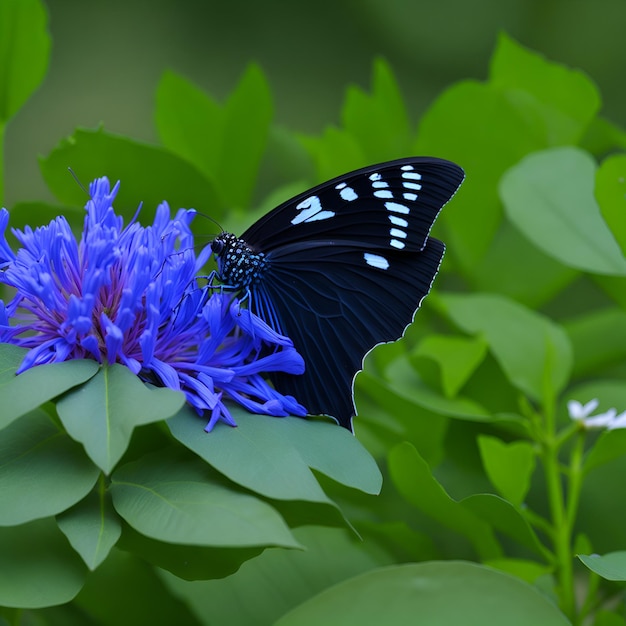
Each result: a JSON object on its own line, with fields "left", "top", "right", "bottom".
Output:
{"left": 542, "top": 393, "right": 577, "bottom": 621}
{"left": 544, "top": 441, "right": 575, "bottom": 619}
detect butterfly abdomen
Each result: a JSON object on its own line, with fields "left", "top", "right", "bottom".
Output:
{"left": 211, "top": 232, "right": 268, "bottom": 289}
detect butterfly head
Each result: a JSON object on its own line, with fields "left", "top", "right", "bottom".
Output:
{"left": 211, "top": 232, "right": 268, "bottom": 289}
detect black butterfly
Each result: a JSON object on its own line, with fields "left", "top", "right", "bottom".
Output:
{"left": 210, "top": 157, "right": 464, "bottom": 431}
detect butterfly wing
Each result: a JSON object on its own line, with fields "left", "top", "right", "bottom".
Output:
{"left": 251, "top": 237, "right": 445, "bottom": 430}
{"left": 230, "top": 157, "right": 464, "bottom": 430}
{"left": 242, "top": 157, "right": 464, "bottom": 254}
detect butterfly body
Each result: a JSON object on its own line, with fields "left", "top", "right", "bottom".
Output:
{"left": 211, "top": 157, "right": 464, "bottom": 431}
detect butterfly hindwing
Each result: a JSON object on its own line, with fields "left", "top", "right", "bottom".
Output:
{"left": 251, "top": 237, "right": 446, "bottom": 430}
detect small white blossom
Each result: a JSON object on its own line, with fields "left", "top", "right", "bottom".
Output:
{"left": 568, "top": 399, "right": 626, "bottom": 430}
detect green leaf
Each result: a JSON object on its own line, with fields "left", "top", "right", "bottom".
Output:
{"left": 56, "top": 364, "right": 185, "bottom": 474}
{"left": 564, "top": 307, "right": 626, "bottom": 377}
{"left": 471, "top": 220, "right": 577, "bottom": 308}
{"left": 156, "top": 65, "right": 272, "bottom": 209}
{"left": 168, "top": 406, "right": 381, "bottom": 501}
{"left": 39, "top": 127, "right": 222, "bottom": 225}
{"left": 477, "top": 436, "right": 536, "bottom": 506}
{"left": 578, "top": 552, "right": 626, "bottom": 581}
{"left": 110, "top": 449, "right": 299, "bottom": 549}
{"left": 159, "top": 525, "right": 393, "bottom": 626}
{"left": 414, "top": 80, "right": 543, "bottom": 272}
{"left": 301, "top": 126, "right": 365, "bottom": 183}
{"left": 155, "top": 70, "right": 222, "bottom": 178}
{"left": 437, "top": 292, "right": 573, "bottom": 401}
{"left": 461, "top": 493, "right": 546, "bottom": 557}
{"left": 0, "top": 518, "right": 86, "bottom": 608}
{"left": 484, "top": 558, "right": 551, "bottom": 585}
{"left": 0, "top": 409, "right": 99, "bottom": 526}
{"left": 412, "top": 334, "right": 488, "bottom": 398}
{"left": 0, "top": 0, "right": 50, "bottom": 122}
{"left": 275, "top": 561, "right": 571, "bottom": 626}
{"left": 56, "top": 490, "right": 122, "bottom": 570}
{"left": 384, "top": 354, "right": 493, "bottom": 421}
{"left": 489, "top": 33, "right": 600, "bottom": 145}
{"left": 0, "top": 343, "right": 99, "bottom": 430}
{"left": 73, "top": 548, "right": 201, "bottom": 625}
{"left": 388, "top": 442, "right": 501, "bottom": 560}
{"left": 117, "top": 524, "right": 263, "bottom": 581}
{"left": 596, "top": 153, "right": 626, "bottom": 256}
{"left": 342, "top": 58, "right": 412, "bottom": 162}
{"left": 501, "top": 147, "right": 626, "bottom": 275}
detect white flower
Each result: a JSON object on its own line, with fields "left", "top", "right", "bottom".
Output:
{"left": 567, "top": 399, "right": 626, "bottom": 430}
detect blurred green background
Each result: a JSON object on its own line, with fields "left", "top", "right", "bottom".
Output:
{"left": 5, "top": 0, "right": 626, "bottom": 207}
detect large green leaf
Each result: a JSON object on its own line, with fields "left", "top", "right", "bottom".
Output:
{"left": 156, "top": 65, "right": 272, "bottom": 209}
{"left": 341, "top": 58, "right": 412, "bottom": 162}
{"left": 275, "top": 561, "right": 570, "bottom": 626}
{"left": 489, "top": 33, "right": 600, "bottom": 145}
{"left": 302, "top": 60, "right": 413, "bottom": 182}
{"left": 414, "top": 80, "right": 542, "bottom": 272}
{"left": 73, "top": 548, "right": 201, "bottom": 625}
{"left": 160, "top": 526, "right": 393, "bottom": 626}
{"left": 110, "top": 449, "right": 299, "bottom": 549}
{"left": 388, "top": 442, "right": 501, "bottom": 560}
{"left": 501, "top": 147, "right": 626, "bottom": 275}
{"left": 56, "top": 490, "right": 122, "bottom": 570}
{"left": 578, "top": 552, "right": 626, "bottom": 581}
{"left": 461, "top": 494, "right": 546, "bottom": 557}
{"left": 0, "top": 343, "right": 98, "bottom": 430}
{"left": 168, "top": 406, "right": 381, "bottom": 501}
{"left": 437, "top": 292, "right": 573, "bottom": 401}
{"left": 56, "top": 364, "right": 185, "bottom": 474}
{"left": 117, "top": 524, "right": 263, "bottom": 581}
{"left": 383, "top": 354, "right": 493, "bottom": 421}
{"left": 0, "top": 0, "right": 50, "bottom": 123}
{"left": 564, "top": 307, "right": 626, "bottom": 377}
{"left": 0, "top": 518, "right": 86, "bottom": 608}
{"left": 596, "top": 153, "right": 626, "bottom": 257}
{"left": 39, "top": 128, "right": 223, "bottom": 225}
{"left": 0, "top": 409, "right": 99, "bottom": 526}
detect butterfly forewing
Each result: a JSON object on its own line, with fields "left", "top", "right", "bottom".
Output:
{"left": 241, "top": 158, "right": 464, "bottom": 254}
{"left": 212, "top": 156, "right": 464, "bottom": 431}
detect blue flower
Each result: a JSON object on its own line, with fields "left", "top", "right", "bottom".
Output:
{"left": 0, "top": 177, "right": 307, "bottom": 430}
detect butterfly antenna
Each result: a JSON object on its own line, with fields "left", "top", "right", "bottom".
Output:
{"left": 67, "top": 167, "right": 89, "bottom": 196}
{"left": 194, "top": 211, "right": 225, "bottom": 235}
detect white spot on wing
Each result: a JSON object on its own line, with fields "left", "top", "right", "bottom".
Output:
{"left": 385, "top": 201, "right": 410, "bottom": 214}
{"left": 401, "top": 165, "right": 414, "bottom": 170}
{"left": 338, "top": 185, "right": 358, "bottom": 201}
{"left": 388, "top": 215, "right": 408, "bottom": 227}
{"left": 372, "top": 181, "right": 389, "bottom": 189}
{"left": 374, "top": 190, "right": 393, "bottom": 199}
{"left": 369, "top": 173, "right": 382, "bottom": 181}
{"left": 364, "top": 253, "right": 389, "bottom": 270}
{"left": 403, "top": 192, "right": 418, "bottom": 201}
{"left": 390, "top": 228, "right": 407, "bottom": 239}
{"left": 402, "top": 171, "right": 422, "bottom": 180}
{"left": 291, "top": 195, "right": 335, "bottom": 225}
{"left": 390, "top": 239, "right": 406, "bottom": 249}
{"left": 403, "top": 181, "right": 422, "bottom": 191}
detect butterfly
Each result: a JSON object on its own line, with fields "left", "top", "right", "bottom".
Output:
{"left": 210, "top": 157, "right": 464, "bottom": 431}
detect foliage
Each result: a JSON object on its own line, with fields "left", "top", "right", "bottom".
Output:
{"left": 2, "top": 1, "right": 626, "bottom": 624}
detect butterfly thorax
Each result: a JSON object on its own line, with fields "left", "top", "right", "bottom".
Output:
{"left": 211, "top": 232, "right": 268, "bottom": 289}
